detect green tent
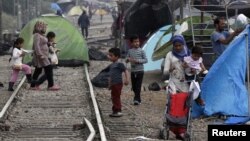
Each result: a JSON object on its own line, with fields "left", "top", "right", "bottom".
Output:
{"left": 20, "top": 14, "right": 89, "bottom": 66}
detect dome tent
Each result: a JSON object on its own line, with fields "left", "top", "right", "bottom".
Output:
{"left": 20, "top": 14, "right": 89, "bottom": 66}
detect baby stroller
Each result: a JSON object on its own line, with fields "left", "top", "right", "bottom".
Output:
{"left": 159, "top": 76, "right": 201, "bottom": 141}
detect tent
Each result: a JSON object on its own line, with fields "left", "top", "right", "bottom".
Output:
{"left": 67, "top": 6, "right": 87, "bottom": 16}
{"left": 199, "top": 25, "right": 250, "bottom": 117}
{"left": 20, "top": 15, "right": 89, "bottom": 66}
{"left": 142, "top": 25, "right": 172, "bottom": 71}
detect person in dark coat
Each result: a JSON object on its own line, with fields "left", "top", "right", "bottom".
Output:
{"left": 78, "top": 10, "right": 90, "bottom": 39}
{"left": 56, "top": 10, "right": 63, "bottom": 17}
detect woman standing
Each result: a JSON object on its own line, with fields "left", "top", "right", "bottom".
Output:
{"left": 30, "top": 21, "right": 60, "bottom": 91}
{"left": 163, "top": 35, "right": 190, "bottom": 93}
{"left": 163, "top": 35, "right": 191, "bottom": 140}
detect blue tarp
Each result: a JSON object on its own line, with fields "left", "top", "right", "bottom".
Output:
{"left": 198, "top": 25, "right": 250, "bottom": 117}
{"left": 224, "top": 117, "right": 250, "bottom": 124}
{"left": 51, "top": 3, "right": 62, "bottom": 12}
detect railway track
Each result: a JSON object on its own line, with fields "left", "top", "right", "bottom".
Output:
{"left": 0, "top": 65, "right": 106, "bottom": 141}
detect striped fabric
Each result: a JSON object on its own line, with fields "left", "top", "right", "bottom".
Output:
{"left": 127, "top": 48, "right": 148, "bottom": 72}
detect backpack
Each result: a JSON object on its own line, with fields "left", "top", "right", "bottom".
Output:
{"left": 148, "top": 82, "right": 161, "bottom": 91}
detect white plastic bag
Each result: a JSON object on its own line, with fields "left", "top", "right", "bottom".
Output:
{"left": 48, "top": 46, "right": 59, "bottom": 65}
{"left": 189, "top": 80, "right": 201, "bottom": 100}
{"left": 49, "top": 53, "right": 58, "bottom": 65}
{"left": 235, "top": 14, "right": 248, "bottom": 29}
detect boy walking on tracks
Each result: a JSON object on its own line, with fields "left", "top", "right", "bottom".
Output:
{"left": 126, "top": 35, "right": 148, "bottom": 105}
{"left": 108, "top": 48, "right": 129, "bottom": 117}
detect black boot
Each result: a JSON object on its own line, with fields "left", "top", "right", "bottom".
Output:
{"left": 0, "top": 82, "right": 3, "bottom": 87}
{"left": 26, "top": 74, "right": 32, "bottom": 83}
{"left": 8, "top": 82, "right": 14, "bottom": 91}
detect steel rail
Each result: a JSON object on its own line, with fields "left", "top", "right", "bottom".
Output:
{"left": 0, "top": 76, "right": 26, "bottom": 119}
{"left": 84, "top": 64, "right": 107, "bottom": 141}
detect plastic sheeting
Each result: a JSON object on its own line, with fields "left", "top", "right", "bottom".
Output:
{"left": 124, "top": 0, "right": 172, "bottom": 38}
{"left": 200, "top": 25, "right": 250, "bottom": 116}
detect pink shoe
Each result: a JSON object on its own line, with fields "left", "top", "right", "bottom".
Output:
{"left": 30, "top": 85, "right": 40, "bottom": 90}
{"left": 48, "top": 85, "right": 60, "bottom": 91}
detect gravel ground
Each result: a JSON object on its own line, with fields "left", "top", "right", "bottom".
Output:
{"left": 0, "top": 55, "right": 13, "bottom": 109}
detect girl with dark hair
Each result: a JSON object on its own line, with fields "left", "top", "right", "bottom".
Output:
{"left": 8, "top": 37, "right": 32, "bottom": 91}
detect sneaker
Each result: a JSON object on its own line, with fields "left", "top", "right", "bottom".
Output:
{"left": 176, "top": 133, "right": 185, "bottom": 140}
{"left": 30, "top": 85, "right": 41, "bottom": 90}
{"left": 8, "top": 88, "right": 14, "bottom": 91}
{"left": 48, "top": 85, "right": 60, "bottom": 91}
{"left": 109, "top": 112, "right": 123, "bottom": 117}
{"left": 133, "top": 101, "right": 140, "bottom": 105}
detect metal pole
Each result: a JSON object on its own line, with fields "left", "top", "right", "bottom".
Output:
{"left": 17, "top": 2, "right": 22, "bottom": 30}
{"left": 26, "top": 0, "right": 30, "bottom": 23}
{"left": 200, "top": 0, "right": 205, "bottom": 35}
{"left": 0, "top": 0, "right": 2, "bottom": 43}
{"left": 180, "top": 0, "right": 183, "bottom": 20}
{"left": 171, "top": 0, "right": 175, "bottom": 35}
{"left": 37, "top": 0, "right": 41, "bottom": 17}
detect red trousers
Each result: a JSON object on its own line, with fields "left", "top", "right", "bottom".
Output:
{"left": 111, "top": 83, "right": 123, "bottom": 113}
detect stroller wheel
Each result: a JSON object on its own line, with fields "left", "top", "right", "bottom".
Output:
{"left": 159, "top": 127, "right": 169, "bottom": 140}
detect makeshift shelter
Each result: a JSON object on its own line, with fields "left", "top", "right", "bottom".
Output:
{"left": 124, "top": 0, "right": 172, "bottom": 38}
{"left": 20, "top": 15, "right": 89, "bottom": 66}
{"left": 199, "top": 25, "right": 250, "bottom": 117}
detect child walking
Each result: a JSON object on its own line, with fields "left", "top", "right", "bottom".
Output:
{"left": 108, "top": 47, "right": 129, "bottom": 117}
{"left": 47, "top": 31, "right": 60, "bottom": 65}
{"left": 126, "top": 35, "right": 148, "bottom": 105}
{"left": 183, "top": 46, "right": 207, "bottom": 106}
{"left": 8, "top": 37, "right": 32, "bottom": 91}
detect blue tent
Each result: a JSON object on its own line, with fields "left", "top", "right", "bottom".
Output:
{"left": 200, "top": 25, "right": 250, "bottom": 116}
